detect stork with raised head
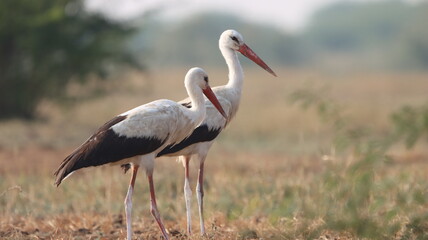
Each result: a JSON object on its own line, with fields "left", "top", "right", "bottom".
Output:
{"left": 157, "top": 30, "right": 277, "bottom": 235}
{"left": 54, "top": 67, "right": 227, "bottom": 240}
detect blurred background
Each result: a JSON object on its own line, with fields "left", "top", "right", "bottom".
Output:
{"left": 0, "top": 0, "right": 427, "bottom": 239}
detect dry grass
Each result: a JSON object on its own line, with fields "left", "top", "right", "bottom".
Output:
{"left": 1, "top": 68, "right": 428, "bottom": 239}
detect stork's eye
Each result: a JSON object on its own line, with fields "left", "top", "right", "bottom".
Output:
{"left": 230, "top": 36, "right": 239, "bottom": 43}
{"left": 203, "top": 76, "right": 208, "bottom": 82}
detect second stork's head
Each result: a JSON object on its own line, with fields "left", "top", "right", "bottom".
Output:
{"left": 219, "top": 29, "right": 277, "bottom": 77}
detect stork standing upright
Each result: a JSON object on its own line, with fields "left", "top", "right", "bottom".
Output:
{"left": 157, "top": 30, "right": 277, "bottom": 235}
{"left": 54, "top": 67, "right": 227, "bottom": 240}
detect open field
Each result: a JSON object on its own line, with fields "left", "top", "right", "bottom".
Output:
{"left": 1, "top": 68, "right": 428, "bottom": 239}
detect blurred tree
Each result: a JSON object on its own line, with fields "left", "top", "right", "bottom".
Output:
{"left": 0, "top": 0, "right": 142, "bottom": 119}
{"left": 305, "top": 1, "right": 411, "bottom": 52}
{"left": 303, "top": 1, "right": 428, "bottom": 71}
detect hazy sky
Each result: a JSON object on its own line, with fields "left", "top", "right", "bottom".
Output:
{"left": 85, "top": 0, "right": 422, "bottom": 32}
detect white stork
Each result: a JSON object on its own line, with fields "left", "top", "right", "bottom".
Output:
{"left": 54, "top": 67, "right": 227, "bottom": 240}
{"left": 152, "top": 29, "right": 277, "bottom": 235}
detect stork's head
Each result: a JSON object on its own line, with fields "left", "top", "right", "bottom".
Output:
{"left": 185, "top": 67, "right": 210, "bottom": 90}
{"left": 185, "top": 67, "right": 227, "bottom": 119}
{"left": 219, "top": 29, "right": 245, "bottom": 51}
{"left": 219, "top": 29, "right": 277, "bottom": 77}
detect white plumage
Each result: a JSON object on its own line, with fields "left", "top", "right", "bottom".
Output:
{"left": 54, "top": 67, "right": 227, "bottom": 240}
{"left": 157, "top": 30, "right": 277, "bottom": 235}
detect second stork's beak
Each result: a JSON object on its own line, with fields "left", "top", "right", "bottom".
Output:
{"left": 203, "top": 86, "right": 228, "bottom": 119}
{"left": 238, "top": 43, "right": 277, "bottom": 77}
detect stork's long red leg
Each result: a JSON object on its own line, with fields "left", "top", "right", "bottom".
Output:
{"left": 196, "top": 159, "right": 206, "bottom": 235}
{"left": 182, "top": 156, "right": 192, "bottom": 235}
{"left": 147, "top": 173, "right": 170, "bottom": 240}
{"left": 124, "top": 164, "right": 139, "bottom": 240}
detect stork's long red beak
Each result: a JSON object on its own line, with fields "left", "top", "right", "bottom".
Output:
{"left": 238, "top": 44, "right": 277, "bottom": 77}
{"left": 203, "top": 87, "right": 227, "bottom": 119}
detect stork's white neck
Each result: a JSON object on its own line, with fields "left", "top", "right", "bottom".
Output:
{"left": 186, "top": 85, "right": 206, "bottom": 126}
{"left": 221, "top": 46, "right": 244, "bottom": 91}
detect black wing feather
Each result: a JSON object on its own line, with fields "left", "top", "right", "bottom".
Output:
{"left": 54, "top": 115, "right": 165, "bottom": 186}
{"left": 157, "top": 124, "right": 221, "bottom": 157}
